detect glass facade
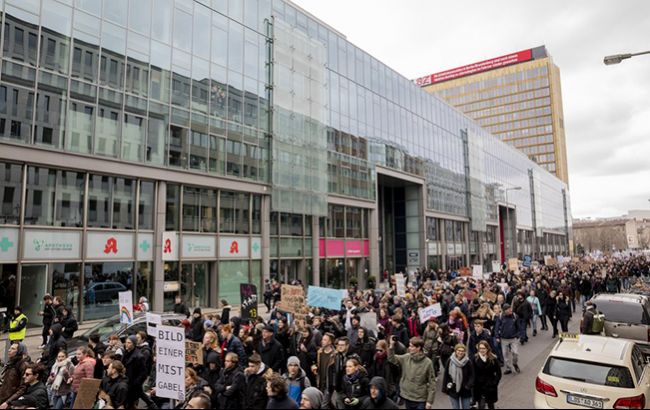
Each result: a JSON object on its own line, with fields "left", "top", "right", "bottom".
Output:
{"left": 0, "top": 0, "right": 571, "bottom": 321}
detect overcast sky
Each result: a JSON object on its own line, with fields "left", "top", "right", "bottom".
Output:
{"left": 292, "top": 0, "right": 650, "bottom": 219}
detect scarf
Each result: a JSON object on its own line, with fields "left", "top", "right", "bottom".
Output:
{"left": 375, "top": 350, "right": 387, "bottom": 366}
{"left": 343, "top": 370, "right": 361, "bottom": 384}
{"left": 449, "top": 354, "right": 469, "bottom": 393}
{"left": 50, "top": 359, "right": 71, "bottom": 392}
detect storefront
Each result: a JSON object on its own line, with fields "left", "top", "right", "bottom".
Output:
{"left": 319, "top": 239, "right": 369, "bottom": 288}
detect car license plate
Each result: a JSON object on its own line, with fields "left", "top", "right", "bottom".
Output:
{"left": 567, "top": 394, "right": 604, "bottom": 409}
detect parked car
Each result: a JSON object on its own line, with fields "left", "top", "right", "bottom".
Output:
{"left": 66, "top": 312, "right": 185, "bottom": 356}
{"left": 591, "top": 294, "right": 650, "bottom": 342}
{"left": 535, "top": 334, "right": 650, "bottom": 409}
{"left": 83, "top": 282, "right": 128, "bottom": 304}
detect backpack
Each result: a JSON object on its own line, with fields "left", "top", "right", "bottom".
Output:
{"left": 591, "top": 313, "right": 605, "bottom": 334}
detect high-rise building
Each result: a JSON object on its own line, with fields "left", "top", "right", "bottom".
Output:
{"left": 416, "top": 46, "right": 570, "bottom": 184}
{"left": 0, "top": 1, "right": 571, "bottom": 323}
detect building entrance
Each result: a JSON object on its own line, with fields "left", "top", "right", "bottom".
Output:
{"left": 19, "top": 265, "right": 47, "bottom": 327}
{"left": 181, "top": 262, "right": 209, "bottom": 309}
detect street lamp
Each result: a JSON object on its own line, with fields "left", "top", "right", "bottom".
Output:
{"left": 604, "top": 50, "right": 650, "bottom": 65}
{"left": 505, "top": 186, "right": 522, "bottom": 261}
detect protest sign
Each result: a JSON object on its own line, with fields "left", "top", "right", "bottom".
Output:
{"left": 523, "top": 255, "right": 532, "bottom": 267}
{"left": 459, "top": 267, "right": 472, "bottom": 277}
{"left": 185, "top": 341, "right": 203, "bottom": 365}
{"left": 483, "top": 291, "right": 497, "bottom": 303}
{"left": 491, "top": 261, "right": 501, "bottom": 274}
{"left": 419, "top": 303, "right": 442, "bottom": 323}
{"left": 508, "top": 258, "right": 519, "bottom": 272}
{"left": 277, "top": 284, "right": 308, "bottom": 315}
{"left": 155, "top": 325, "right": 186, "bottom": 401}
{"left": 472, "top": 265, "right": 483, "bottom": 280}
{"left": 308, "top": 286, "right": 345, "bottom": 310}
{"left": 72, "top": 378, "right": 101, "bottom": 409}
{"left": 240, "top": 283, "right": 258, "bottom": 320}
{"left": 395, "top": 274, "right": 406, "bottom": 297}
{"left": 118, "top": 291, "right": 133, "bottom": 325}
{"left": 359, "top": 312, "right": 379, "bottom": 335}
{"left": 146, "top": 312, "right": 162, "bottom": 337}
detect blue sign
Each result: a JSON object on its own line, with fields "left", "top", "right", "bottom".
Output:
{"left": 523, "top": 255, "right": 532, "bottom": 267}
{"left": 308, "top": 286, "right": 345, "bottom": 310}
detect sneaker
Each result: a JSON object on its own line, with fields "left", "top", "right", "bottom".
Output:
{"left": 38, "top": 344, "right": 46, "bottom": 349}
{"left": 504, "top": 369, "right": 513, "bottom": 375}
{"left": 514, "top": 365, "right": 521, "bottom": 373}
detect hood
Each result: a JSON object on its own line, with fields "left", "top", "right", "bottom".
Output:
{"left": 410, "top": 351, "right": 427, "bottom": 362}
{"left": 256, "top": 362, "right": 267, "bottom": 376}
{"left": 50, "top": 324, "right": 63, "bottom": 338}
{"left": 301, "top": 387, "right": 323, "bottom": 409}
{"left": 369, "top": 376, "right": 388, "bottom": 402}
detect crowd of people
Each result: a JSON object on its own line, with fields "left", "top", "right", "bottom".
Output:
{"left": 0, "top": 254, "right": 648, "bottom": 409}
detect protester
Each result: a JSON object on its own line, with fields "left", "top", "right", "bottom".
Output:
{"left": 214, "top": 352, "right": 246, "bottom": 409}
{"left": 60, "top": 306, "right": 78, "bottom": 339}
{"left": 46, "top": 350, "right": 74, "bottom": 409}
{"left": 556, "top": 292, "right": 572, "bottom": 333}
{"left": 495, "top": 304, "right": 520, "bottom": 375}
{"left": 38, "top": 294, "right": 56, "bottom": 348}
{"left": 122, "top": 335, "right": 147, "bottom": 408}
{"left": 283, "top": 356, "right": 312, "bottom": 405}
{"left": 259, "top": 325, "right": 286, "bottom": 373}
{"left": 185, "top": 393, "right": 212, "bottom": 409}
{"left": 266, "top": 372, "right": 299, "bottom": 409}
{"left": 98, "top": 360, "right": 129, "bottom": 409}
{"left": 221, "top": 299, "right": 232, "bottom": 325}
{"left": 472, "top": 341, "right": 501, "bottom": 410}
{"left": 221, "top": 324, "right": 248, "bottom": 367}
{"left": 176, "top": 367, "right": 211, "bottom": 410}
{"left": 0, "top": 342, "right": 30, "bottom": 407}
{"left": 174, "top": 295, "right": 191, "bottom": 317}
{"left": 41, "top": 324, "right": 66, "bottom": 370}
{"left": 442, "top": 344, "right": 474, "bottom": 410}
{"left": 244, "top": 353, "right": 270, "bottom": 409}
{"left": 341, "top": 356, "right": 369, "bottom": 409}
{"left": 105, "top": 334, "right": 125, "bottom": 359}
{"left": 300, "top": 386, "right": 325, "bottom": 409}
{"left": 362, "top": 377, "right": 398, "bottom": 410}
{"left": 388, "top": 336, "right": 436, "bottom": 410}
{"left": 9, "top": 364, "right": 49, "bottom": 409}
{"left": 70, "top": 347, "right": 96, "bottom": 407}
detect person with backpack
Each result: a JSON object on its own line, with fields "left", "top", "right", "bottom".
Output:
{"left": 283, "top": 356, "right": 311, "bottom": 406}
{"left": 581, "top": 302, "right": 604, "bottom": 335}
{"left": 494, "top": 304, "right": 520, "bottom": 375}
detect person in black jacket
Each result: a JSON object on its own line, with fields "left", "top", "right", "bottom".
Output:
{"left": 351, "top": 327, "right": 375, "bottom": 370}
{"left": 389, "top": 316, "right": 409, "bottom": 348}
{"left": 221, "top": 299, "right": 232, "bottom": 325}
{"left": 214, "top": 352, "right": 246, "bottom": 409}
{"left": 173, "top": 295, "right": 190, "bottom": 317}
{"left": 122, "top": 335, "right": 147, "bottom": 409}
{"left": 9, "top": 364, "right": 49, "bottom": 409}
{"left": 556, "top": 292, "right": 572, "bottom": 333}
{"left": 89, "top": 333, "right": 107, "bottom": 379}
{"left": 42, "top": 324, "right": 67, "bottom": 370}
{"left": 265, "top": 372, "right": 298, "bottom": 410}
{"left": 259, "top": 325, "right": 285, "bottom": 373}
{"left": 38, "top": 294, "right": 56, "bottom": 348}
{"left": 341, "top": 357, "right": 369, "bottom": 409}
{"left": 362, "top": 377, "right": 398, "bottom": 409}
{"left": 545, "top": 290, "right": 559, "bottom": 338}
{"left": 99, "top": 360, "right": 129, "bottom": 409}
{"left": 244, "top": 353, "right": 269, "bottom": 409}
{"left": 190, "top": 308, "right": 205, "bottom": 342}
{"left": 473, "top": 341, "right": 501, "bottom": 410}
{"left": 60, "top": 306, "right": 78, "bottom": 339}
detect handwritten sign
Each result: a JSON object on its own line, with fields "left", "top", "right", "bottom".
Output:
{"left": 185, "top": 341, "right": 203, "bottom": 365}
{"left": 118, "top": 291, "right": 133, "bottom": 325}
{"left": 459, "top": 267, "right": 472, "bottom": 277}
{"left": 72, "top": 378, "right": 101, "bottom": 409}
{"left": 491, "top": 261, "right": 501, "bottom": 274}
{"left": 359, "top": 312, "right": 378, "bottom": 335}
{"left": 419, "top": 303, "right": 442, "bottom": 323}
{"left": 395, "top": 274, "right": 406, "bottom": 297}
{"left": 308, "top": 286, "right": 345, "bottom": 310}
{"left": 240, "top": 284, "right": 258, "bottom": 320}
{"left": 472, "top": 265, "right": 483, "bottom": 280}
{"left": 277, "top": 284, "right": 307, "bottom": 315}
{"left": 155, "top": 325, "right": 185, "bottom": 401}
{"left": 508, "top": 258, "right": 519, "bottom": 272}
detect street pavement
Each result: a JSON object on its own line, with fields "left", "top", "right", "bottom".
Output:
{"left": 432, "top": 310, "right": 582, "bottom": 409}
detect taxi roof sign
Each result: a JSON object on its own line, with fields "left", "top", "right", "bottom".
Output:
{"left": 559, "top": 333, "right": 579, "bottom": 341}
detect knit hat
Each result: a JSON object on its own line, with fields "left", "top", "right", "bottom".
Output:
{"left": 204, "top": 320, "right": 214, "bottom": 329}
{"left": 301, "top": 387, "right": 323, "bottom": 409}
{"left": 454, "top": 343, "right": 467, "bottom": 351}
{"left": 287, "top": 356, "right": 301, "bottom": 367}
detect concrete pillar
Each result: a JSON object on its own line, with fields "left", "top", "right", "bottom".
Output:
{"left": 153, "top": 181, "right": 167, "bottom": 312}
{"left": 369, "top": 207, "right": 380, "bottom": 281}
{"left": 311, "top": 216, "right": 320, "bottom": 286}
{"left": 261, "top": 194, "right": 271, "bottom": 283}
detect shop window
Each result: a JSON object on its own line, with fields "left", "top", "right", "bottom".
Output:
{"left": 165, "top": 184, "right": 180, "bottom": 231}
{"left": 218, "top": 261, "right": 248, "bottom": 305}
{"left": 0, "top": 162, "right": 22, "bottom": 224}
{"left": 83, "top": 262, "right": 133, "bottom": 321}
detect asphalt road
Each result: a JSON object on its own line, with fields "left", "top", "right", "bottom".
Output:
{"left": 432, "top": 311, "right": 582, "bottom": 409}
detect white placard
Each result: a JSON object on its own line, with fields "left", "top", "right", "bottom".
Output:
{"left": 182, "top": 234, "right": 217, "bottom": 259}
{"left": 491, "top": 261, "right": 501, "bottom": 274}
{"left": 395, "top": 273, "right": 406, "bottom": 297}
{"left": 146, "top": 312, "right": 162, "bottom": 337}
{"left": 23, "top": 230, "right": 81, "bottom": 260}
{"left": 251, "top": 237, "right": 262, "bottom": 260}
{"left": 137, "top": 233, "right": 154, "bottom": 261}
{"left": 472, "top": 265, "right": 483, "bottom": 280}
{"left": 219, "top": 237, "right": 249, "bottom": 259}
{"left": 359, "top": 312, "right": 378, "bottom": 335}
{"left": 118, "top": 291, "right": 133, "bottom": 325}
{"left": 155, "top": 325, "right": 186, "bottom": 401}
{"left": 419, "top": 303, "right": 442, "bottom": 323}
{"left": 0, "top": 228, "right": 19, "bottom": 262}
{"left": 162, "top": 232, "right": 179, "bottom": 261}
{"left": 86, "top": 232, "right": 134, "bottom": 260}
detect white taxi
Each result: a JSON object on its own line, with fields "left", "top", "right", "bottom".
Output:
{"left": 534, "top": 334, "right": 650, "bottom": 409}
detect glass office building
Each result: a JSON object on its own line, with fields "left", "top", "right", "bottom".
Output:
{"left": 0, "top": 0, "right": 571, "bottom": 323}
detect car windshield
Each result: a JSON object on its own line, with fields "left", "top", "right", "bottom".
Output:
{"left": 81, "top": 316, "right": 124, "bottom": 342}
{"left": 543, "top": 357, "right": 635, "bottom": 388}
{"left": 596, "top": 300, "right": 646, "bottom": 325}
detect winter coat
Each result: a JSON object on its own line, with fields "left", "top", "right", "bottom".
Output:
{"left": 391, "top": 324, "right": 410, "bottom": 348}
{"left": 545, "top": 297, "right": 557, "bottom": 319}
{"left": 244, "top": 363, "right": 269, "bottom": 409}
{"left": 351, "top": 337, "right": 375, "bottom": 370}
{"left": 361, "top": 377, "right": 399, "bottom": 409}
{"left": 442, "top": 357, "right": 475, "bottom": 399}
{"left": 42, "top": 303, "right": 57, "bottom": 327}
{"left": 60, "top": 314, "right": 79, "bottom": 339}
{"left": 42, "top": 324, "right": 67, "bottom": 369}
{"left": 259, "top": 337, "right": 285, "bottom": 373}
{"left": 214, "top": 366, "right": 246, "bottom": 409}
{"left": 282, "top": 368, "right": 311, "bottom": 405}
{"left": 224, "top": 335, "right": 248, "bottom": 368}
{"left": 473, "top": 355, "right": 501, "bottom": 404}
{"left": 100, "top": 375, "right": 129, "bottom": 409}
{"left": 46, "top": 359, "right": 75, "bottom": 396}
{"left": 221, "top": 306, "right": 231, "bottom": 325}
{"left": 387, "top": 348, "right": 436, "bottom": 404}
{"left": 342, "top": 369, "right": 369, "bottom": 409}
{"left": 0, "top": 355, "right": 29, "bottom": 403}
{"left": 556, "top": 298, "right": 572, "bottom": 321}
{"left": 138, "top": 342, "right": 153, "bottom": 374}
{"left": 467, "top": 330, "right": 495, "bottom": 358}
{"left": 71, "top": 356, "right": 96, "bottom": 393}
{"left": 190, "top": 317, "right": 205, "bottom": 342}
{"left": 122, "top": 347, "right": 147, "bottom": 402}
{"left": 9, "top": 381, "right": 48, "bottom": 409}
{"left": 495, "top": 313, "right": 520, "bottom": 340}
{"left": 514, "top": 298, "right": 533, "bottom": 321}
{"left": 368, "top": 353, "right": 400, "bottom": 398}
{"left": 266, "top": 393, "right": 299, "bottom": 409}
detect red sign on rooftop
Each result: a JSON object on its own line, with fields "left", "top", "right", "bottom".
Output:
{"left": 415, "top": 49, "right": 533, "bottom": 87}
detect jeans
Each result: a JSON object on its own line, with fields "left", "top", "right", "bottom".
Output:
{"left": 68, "top": 392, "right": 76, "bottom": 409}
{"left": 517, "top": 318, "right": 528, "bottom": 341}
{"left": 449, "top": 396, "right": 472, "bottom": 409}
{"left": 502, "top": 338, "right": 519, "bottom": 370}
{"left": 404, "top": 398, "right": 426, "bottom": 410}
{"left": 478, "top": 397, "right": 496, "bottom": 409}
{"left": 531, "top": 314, "right": 539, "bottom": 333}
{"left": 52, "top": 394, "right": 68, "bottom": 410}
